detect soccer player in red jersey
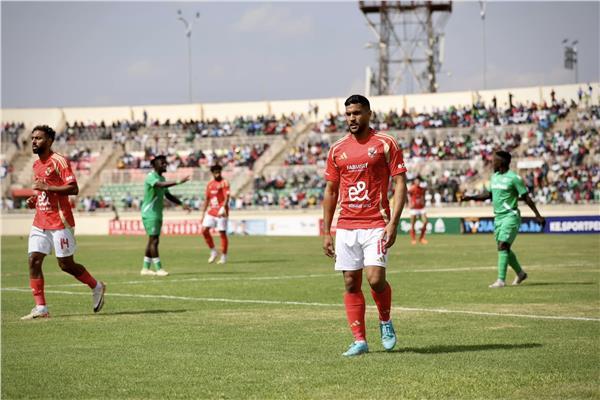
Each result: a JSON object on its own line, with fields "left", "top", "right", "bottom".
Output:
{"left": 408, "top": 176, "right": 429, "bottom": 245}
{"left": 322, "top": 95, "right": 407, "bottom": 356}
{"left": 21, "top": 125, "right": 105, "bottom": 320}
{"left": 201, "top": 164, "right": 230, "bottom": 264}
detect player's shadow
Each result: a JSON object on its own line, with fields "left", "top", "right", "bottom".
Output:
{"left": 174, "top": 271, "right": 251, "bottom": 276}
{"left": 392, "top": 342, "right": 542, "bottom": 354}
{"left": 523, "top": 282, "right": 595, "bottom": 287}
{"left": 62, "top": 309, "right": 189, "bottom": 318}
{"left": 230, "top": 259, "right": 290, "bottom": 264}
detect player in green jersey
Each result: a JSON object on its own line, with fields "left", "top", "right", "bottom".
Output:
{"left": 462, "top": 151, "right": 545, "bottom": 288}
{"left": 140, "top": 155, "right": 191, "bottom": 276}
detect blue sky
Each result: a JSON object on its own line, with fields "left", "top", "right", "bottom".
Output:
{"left": 1, "top": 1, "right": 598, "bottom": 108}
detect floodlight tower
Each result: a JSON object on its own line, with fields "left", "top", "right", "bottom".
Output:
{"left": 177, "top": 9, "right": 200, "bottom": 103}
{"left": 562, "top": 38, "right": 579, "bottom": 84}
{"left": 359, "top": 1, "right": 452, "bottom": 95}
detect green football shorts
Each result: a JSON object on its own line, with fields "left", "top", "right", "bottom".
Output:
{"left": 143, "top": 218, "right": 162, "bottom": 236}
{"left": 494, "top": 215, "right": 520, "bottom": 244}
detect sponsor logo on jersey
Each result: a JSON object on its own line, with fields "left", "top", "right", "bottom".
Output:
{"left": 339, "top": 152, "right": 348, "bottom": 160}
{"left": 491, "top": 183, "right": 509, "bottom": 190}
{"left": 347, "top": 162, "right": 368, "bottom": 172}
{"left": 348, "top": 181, "right": 370, "bottom": 202}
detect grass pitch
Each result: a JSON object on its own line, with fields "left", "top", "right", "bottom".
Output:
{"left": 2, "top": 234, "right": 599, "bottom": 399}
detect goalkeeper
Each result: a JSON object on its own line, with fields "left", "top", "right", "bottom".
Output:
{"left": 201, "top": 164, "right": 231, "bottom": 265}
{"left": 462, "top": 151, "right": 545, "bottom": 288}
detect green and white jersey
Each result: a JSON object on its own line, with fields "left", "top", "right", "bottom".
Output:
{"left": 141, "top": 170, "right": 166, "bottom": 220}
{"left": 488, "top": 170, "right": 528, "bottom": 218}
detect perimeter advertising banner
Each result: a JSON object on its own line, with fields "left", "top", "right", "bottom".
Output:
{"left": 545, "top": 216, "right": 600, "bottom": 234}
{"left": 319, "top": 217, "right": 462, "bottom": 235}
{"left": 462, "top": 217, "right": 545, "bottom": 234}
{"left": 109, "top": 219, "right": 268, "bottom": 236}
{"left": 397, "top": 217, "right": 462, "bottom": 235}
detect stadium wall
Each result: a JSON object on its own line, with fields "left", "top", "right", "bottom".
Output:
{"left": 2, "top": 83, "right": 597, "bottom": 130}
{"left": 2, "top": 205, "right": 597, "bottom": 236}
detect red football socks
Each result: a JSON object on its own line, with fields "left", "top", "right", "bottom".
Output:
{"left": 219, "top": 232, "right": 228, "bottom": 255}
{"left": 371, "top": 282, "right": 392, "bottom": 322}
{"left": 344, "top": 291, "right": 366, "bottom": 341}
{"left": 203, "top": 230, "right": 215, "bottom": 249}
{"left": 30, "top": 278, "right": 46, "bottom": 306}
{"left": 75, "top": 270, "right": 98, "bottom": 289}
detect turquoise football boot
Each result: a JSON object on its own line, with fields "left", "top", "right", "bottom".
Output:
{"left": 380, "top": 320, "right": 397, "bottom": 351}
{"left": 342, "top": 341, "right": 369, "bottom": 357}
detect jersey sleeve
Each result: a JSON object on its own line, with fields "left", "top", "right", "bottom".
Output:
{"left": 324, "top": 147, "right": 340, "bottom": 182}
{"left": 513, "top": 174, "right": 528, "bottom": 197}
{"left": 145, "top": 173, "right": 160, "bottom": 188}
{"left": 58, "top": 159, "right": 77, "bottom": 185}
{"left": 387, "top": 139, "right": 407, "bottom": 176}
{"left": 223, "top": 180, "right": 230, "bottom": 196}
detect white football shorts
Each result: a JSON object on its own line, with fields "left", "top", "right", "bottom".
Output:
{"left": 28, "top": 226, "right": 77, "bottom": 258}
{"left": 409, "top": 208, "right": 427, "bottom": 217}
{"left": 202, "top": 214, "right": 228, "bottom": 232}
{"left": 334, "top": 228, "right": 388, "bottom": 271}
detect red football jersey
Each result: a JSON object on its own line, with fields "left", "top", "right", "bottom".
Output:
{"left": 32, "top": 152, "right": 77, "bottom": 229}
{"left": 325, "top": 129, "right": 407, "bottom": 229}
{"left": 205, "top": 179, "right": 230, "bottom": 217}
{"left": 408, "top": 183, "right": 426, "bottom": 209}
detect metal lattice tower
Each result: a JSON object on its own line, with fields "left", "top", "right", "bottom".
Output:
{"left": 359, "top": 1, "right": 452, "bottom": 95}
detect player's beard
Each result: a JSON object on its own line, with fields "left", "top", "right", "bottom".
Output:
{"left": 32, "top": 146, "right": 41, "bottom": 154}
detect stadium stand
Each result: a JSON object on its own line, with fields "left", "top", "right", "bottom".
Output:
{"left": 2, "top": 84, "right": 598, "bottom": 211}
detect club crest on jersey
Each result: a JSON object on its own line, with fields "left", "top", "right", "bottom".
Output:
{"left": 45, "top": 167, "right": 52, "bottom": 176}
{"left": 367, "top": 147, "right": 377, "bottom": 158}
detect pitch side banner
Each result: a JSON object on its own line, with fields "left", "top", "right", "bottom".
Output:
{"left": 319, "top": 217, "right": 462, "bottom": 235}
{"left": 398, "top": 217, "right": 462, "bottom": 234}
{"left": 109, "top": 219, "right": 203, "bottom": 236}
{"left": 462, "top": 217, "right": 545, "bottom": 234}
{"left": 545, "top": 216, "right": 600, "bottom": 234}
{"left": 109, "top": 219, "right": 269, "bottom": 236}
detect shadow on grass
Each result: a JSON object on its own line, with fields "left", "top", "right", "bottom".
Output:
{"left": 230, "top": 259, "right": 290, "bottom": 264}
{"left": 173, "top": 271, "right": 250, "bottom": 277}
{"left": 62, "top": 309, "right": 189, "bottom": 318}
{"left": 523, "top": 282, "right": 596, "bottom": 287}
{"left": 392, "top": 342, "right": 542, "bottom": 354}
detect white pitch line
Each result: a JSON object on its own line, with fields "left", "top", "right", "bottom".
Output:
{"left": 2, "top": 287, "right": 599, "bottom": 322}
{"left": 0, "top": 267, "right": 495, "bottom": 289}
{"left": 5, "top": 263, "right": 598, "bottom": 290}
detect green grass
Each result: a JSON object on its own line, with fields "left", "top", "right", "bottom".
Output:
{"left": 2, "top": 234, "right": 599, "bottom": 399}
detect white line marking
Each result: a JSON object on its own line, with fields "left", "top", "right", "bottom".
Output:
{"left": 2, "top": 287, "right": 599, "bottom": 322}
{"left": 4, "top": 263, "right": 598, "bottom": 289}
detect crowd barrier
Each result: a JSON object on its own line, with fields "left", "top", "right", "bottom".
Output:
{"left": 3, "top": 208, "right": 598, "bottom": 236}
{"left": 103, "top": 215, "right": 598, "bottom": 236}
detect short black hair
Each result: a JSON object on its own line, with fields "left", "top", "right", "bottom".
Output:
{"left": 344, "top": 94, "right": 370, "bottom": 110}
{"left": 151, "top": 155, "right": 167, "bottom": 166}
{"left": 210, "top": 164, "right": 223, "bottom": 172}
{"left": 32, "top": 125, "right": 56, "bottom": 141}
{"left": 495, "top": 150, "right": 512, "bottom": 165}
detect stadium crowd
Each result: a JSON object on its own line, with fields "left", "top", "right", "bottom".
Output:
{"left": 2, "top": 98, "right": 598, "bottom": 211}
{"left": 116, "top": 143, "right": 269, "bottom": 171}
{"left": 314, "top": 97, "right": 573, "bottom": 134}
{"left": 57, "top": 113, "right": 302, "bottom": 144}
{"left": 1, "top": 122, "right": 26, "bottom": 150}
